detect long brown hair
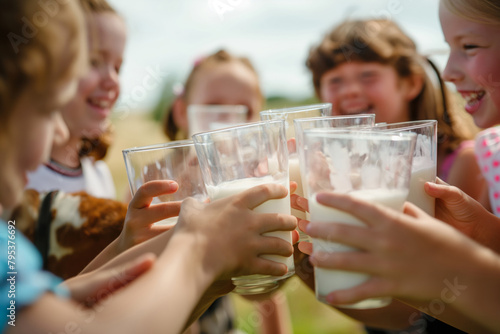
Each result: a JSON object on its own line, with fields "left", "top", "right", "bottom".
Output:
{"left": 306, "top": 19, "right": 478, "bottom": 154}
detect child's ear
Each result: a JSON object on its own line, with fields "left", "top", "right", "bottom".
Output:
{"left": 404, "top": 73, "right": 425, "bottom": 101}
{"left": 172, "top": 98, "right": 188, "bottom": 134}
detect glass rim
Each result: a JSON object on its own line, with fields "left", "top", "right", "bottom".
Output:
{"left": 191, "top": 119, "right": 285, "bottom": 141}
{"left": 259, "top": 103, "right": 332, "bottom": 116}
{"left": 293, "top": 113, "right": 376, "bottom": 125}
{"left": 187, "top": 104, "right": 248, "bottom": 114}
{"left": 373, "top": 119, "right": 437, "bottom": 132}
{"left": 303, "top": 128, "right": 417, "bottom": 141}
{"left": 122, "top": 139, "right": 194, "bottom": 154}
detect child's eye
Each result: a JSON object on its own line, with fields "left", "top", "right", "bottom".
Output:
{"left": 90, "top": 58, "right": 101, "bottom": 67}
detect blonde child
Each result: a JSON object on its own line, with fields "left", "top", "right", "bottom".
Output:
{"left": 164, "top": 49, "right": 263, "bottom": 140}
{"left": 26, "top": 0, "right": 126, "bottom": 199}
{"left": 296, "top": 1, "right": 500, "bottom": 332}
{"left": 306, "top": 19, "right": 485, "bottom": 204}
{"left": 0, "top": 1, "right": 297, "bottom": 333}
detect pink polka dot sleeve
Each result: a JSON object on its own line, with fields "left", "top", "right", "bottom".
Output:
{"left": 475, "top": 126, "right": 500, "bottom": 216}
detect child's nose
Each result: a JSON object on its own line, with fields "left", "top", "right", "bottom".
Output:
{"left": 101, "top": 65, "right": 120, "bottom": 91}
{"left": 442, "top": 53, "right": 463, "bottom": 83}
{"left": 338, "top": 79, "right": 362, "bottom": 97}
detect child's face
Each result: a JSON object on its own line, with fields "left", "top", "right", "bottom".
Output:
{"left": 0, "top": 82, "right": 76, "bottom": 210}
{"left": 188, "top": 62, "right": 262, "bottom": 121}
{"left": 440, "top": 2, "right": 500, "bottom": 129}
{"left": 62, "top": 12, "right": 126, "bottom": 139}
{"left": 319, "top": 62, "right": 416, "bottom": 124}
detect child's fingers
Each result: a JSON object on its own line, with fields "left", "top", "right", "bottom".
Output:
{"left": 287, "top": 138, "right": 297, "bottom": 154}
{"left": 291, "top": 194, "right": 309, "bottom": 212}
{"left": 291, "top": 230, "right": 300, "bottom": 244}
{"left": 298, "top": 218, "right": 310, "bottom": 233}
{"left": 238, "top": 184, "right": 288, "bottom": 210}
{"left": 325, "top": 277, "right": 391, "bottom": 306}
{"left": 298, "top": 241, "right": 313, "bottom": 255}
{"left": 129, "top": 180, "right": 179, "bottom": 209}
{"left": 257, "top": 213, "right": 297, "bottom": 234}
{"left": 244, "top": 258, "right": 288, "bottom": 277}
{"left": 131, "top": 201, "right": 182, "bottom": 225}
{"left": 307, "top": 222, "right": 372, "bottom": 251}
{"left": 309, "top": 251, "right": 379, "bottom": 275}
{"left": 315, "top": 192, "right": 399, "bottom": 228}
{"left": 258, "top": 236, "right": 294, "bottom": 258}
{"left": 424, "top": 181, "right": 464, "bottom": 203}
{"left": 290, "top": 181, "right": 298, "bottom": 194}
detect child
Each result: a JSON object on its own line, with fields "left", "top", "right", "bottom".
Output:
{"left": 162, "top": 49, "right": 292, "bottom": 334}
{"left": 26, "top": 0, "right": 126, "bottom": 199}
{"left": 164, "top": 49, "right": 263, "bottom": 140}
{"left": 0, "top": 1, "right": 297, "bottom": 333}
{"left": 306, "top": 19, "right": 485, "bottom": 204}
{"left": 297, "top": 2, "right": 500, "bottom": 332}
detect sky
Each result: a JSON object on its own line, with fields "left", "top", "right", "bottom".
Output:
{"left": 107, "top": 0, "right": 449, "bottom": 112}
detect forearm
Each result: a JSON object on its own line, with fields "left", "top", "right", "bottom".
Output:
{"left": 81, "top": 229, "right": 174, "bottom": 274}
{"left": 10, "top": 235, "right": 215, "bottom": 334}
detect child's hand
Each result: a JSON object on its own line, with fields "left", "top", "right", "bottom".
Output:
{"left": 65, "top": 253, "right": 156, "bottom": 306}
{"left": 118, "top": 180, "right": 181, "bottom": 252}
{"left": 425, "top": 178, "right": 500, "bottom": 252}
{"left": 304, "top": 192, "right": 480, "bottom": 305}
{"left": 291, "top": 193, "right": 309, "bottom": 213}
{"left": 173, "top": 183, "right": 297, "bottom": 281}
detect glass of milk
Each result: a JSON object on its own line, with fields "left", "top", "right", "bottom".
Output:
{"left": 292, "top": 114, "right": 376, "bottom": 239}
{"left": 301, "top": 129, "right": 416, "bottom": 309}
{"left": 123, "top": 140, "right": 207, "bottom": 226}
{"left": 373, "top": 120, "right": 438, "bottom": 216}
{"left": 188, "top": 104, "right": 248, "bottom": 137}
{"left": 192, "top": 120, "right": 294, "bottom": 295}
{"left": 259, "top": 103, "right": 332, "bottom": 236}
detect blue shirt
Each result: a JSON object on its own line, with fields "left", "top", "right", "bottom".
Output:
{"left": 0, "top": 220, "right": 68, "bottom": 333}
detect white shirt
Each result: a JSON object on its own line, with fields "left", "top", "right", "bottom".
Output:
{"left": 26, "top": 157, "right": 116, "bottom": 199}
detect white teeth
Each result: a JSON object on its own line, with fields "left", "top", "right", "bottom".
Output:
{"left": 91, "top": 100, "right": 110, "bottom": 108}
{"left": 464, "top": 91, "right": 485, "bottom": 104}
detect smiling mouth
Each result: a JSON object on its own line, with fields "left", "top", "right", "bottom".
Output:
{"left": 88, "top": 98, "right": 112, "bottom": 109}
{"left": 462, "top": 91, "right": 485, "bottom": 106}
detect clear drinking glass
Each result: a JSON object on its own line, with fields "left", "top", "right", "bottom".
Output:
{"left": 293, "top": 114, "right": 376, "bottom": 240}
{"left": 259, "top": 103, "right": 332, "bottom": 229}
{"left": 373, "top": 120, "right": 438, "bottom": 216}
{"left": 187, "top": 104, "right": 248, "bottom": 137}
{"left": 123, "top": 140, "right": 207, "bottom": 226}
{"left": 301, "top": 129, "right": 416, "bottom": 309}
{"left": 192, "top": 120, "right": 294, "bottom": 295}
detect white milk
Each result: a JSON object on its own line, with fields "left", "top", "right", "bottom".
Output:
{"left": 408, "top": 164, "right": 436, "bottom": 216}
{"left": 207, "top": 177, "right": 294, "bottom": 270}
{"left": 310, "top": 188, "right": 407, "bottom": 308}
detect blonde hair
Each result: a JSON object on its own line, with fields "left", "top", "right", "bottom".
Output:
{"left": 0, "top": 0, "right": 86, "bottom": 124}
{"left": 441, "top": 0, "right": 500, "bottom": 25}
{"left": 306, "top": 19, "right": 478, "bottom": 154}
{"left": 164, "top": 49, "right": 263, "bottom": 140}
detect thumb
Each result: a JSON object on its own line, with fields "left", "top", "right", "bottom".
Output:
{"left": 424, "top": 181, "right": 466, "bottom": 205}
